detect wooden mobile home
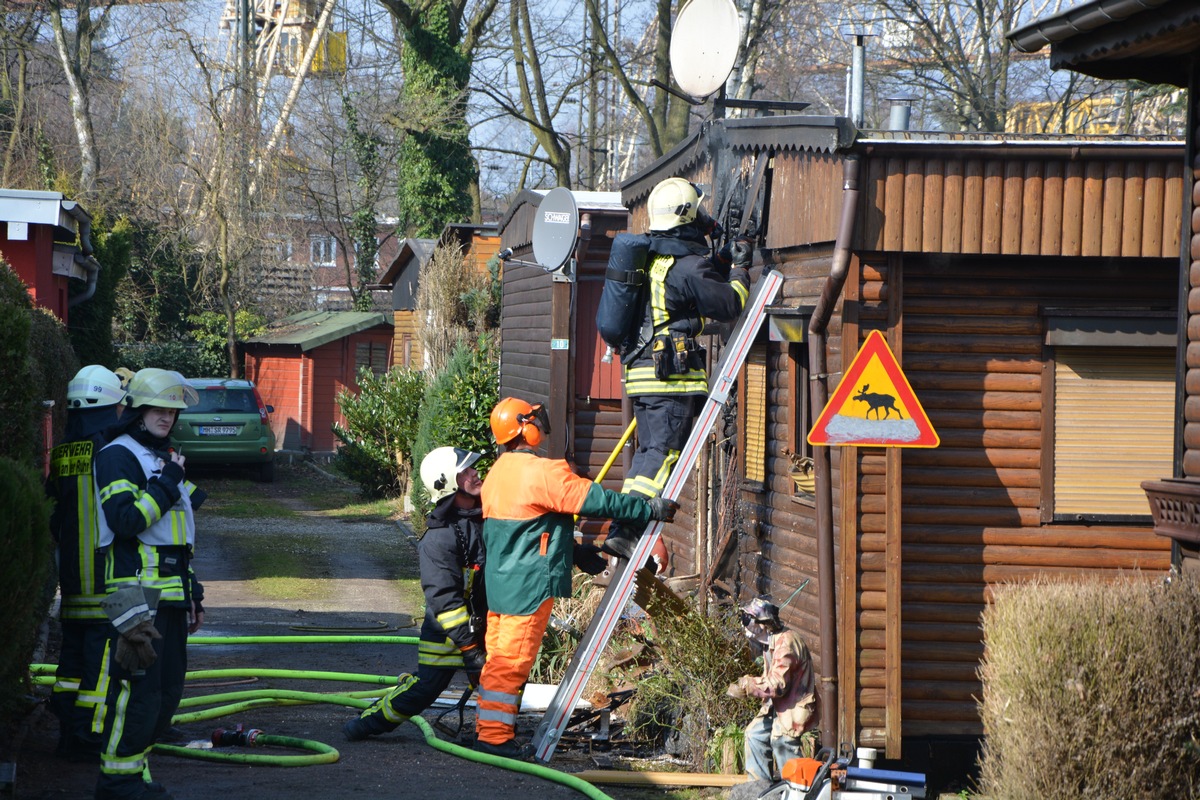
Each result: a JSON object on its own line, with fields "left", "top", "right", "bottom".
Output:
{"left": 615, "top": 118, "right": 1184, "bottom": 759}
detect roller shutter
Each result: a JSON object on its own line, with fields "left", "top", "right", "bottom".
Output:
{"left": 1053, "top": 348, "right": 1174, "bottom": 517}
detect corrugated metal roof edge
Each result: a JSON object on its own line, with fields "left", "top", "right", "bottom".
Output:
{"left": 1007, "top": 0, "right": 1175, "bottom": 52}
{"left": 246, "top": 311, "right": 392, "bottom": 352}
{"left": 620, "top": 116, "right": 854, "bottom": 206}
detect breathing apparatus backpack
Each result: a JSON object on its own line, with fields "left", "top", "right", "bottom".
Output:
{"left": 596, "top": 232, "right": 652, "bottom": 361}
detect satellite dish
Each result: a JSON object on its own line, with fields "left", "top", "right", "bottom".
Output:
{"left": 669, "top": 0, "right": 742, "bottom": 98}
{"left": 532, "top": 187, "right": 579, "bottom": 272}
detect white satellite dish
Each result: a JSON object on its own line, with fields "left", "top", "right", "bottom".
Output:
{"left": 669, "top": 0, "right": 742, "bottom": 98}
{"left": 531, "top": 187, "right": 579, "bottom": 272}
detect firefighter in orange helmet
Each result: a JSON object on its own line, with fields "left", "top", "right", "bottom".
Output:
{"left": 473, "top": 397, "right": 678, "bottom": 759}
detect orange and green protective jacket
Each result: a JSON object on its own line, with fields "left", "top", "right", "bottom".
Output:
{"left": 481, "top": 450, "right": 653, "bottom": 615}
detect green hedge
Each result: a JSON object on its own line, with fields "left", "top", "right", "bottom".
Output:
{"left": 0, "top": 264, "right": 38, "bottom": 465}
{"left": 30, "top": 308, "right": 80, "bottom": 447}
{"left": 332, "top": 366, "right": 428, "bottom": 498}
{"left": 0, "top": 457, "right": 52, "bottom": 723}
{"left": 409, "top": 335, "right": 498, "bottom": 525}
{"left": 979, "top": 575, "right": 1200, "bottom": 799}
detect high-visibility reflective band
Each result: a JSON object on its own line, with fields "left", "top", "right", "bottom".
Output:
{"left": 100, "top": 681, "right": 145, "bottom": 776}
{"left": 380, "top": 674, "right": 419, "bottom": 723}
{"left": 418, "top": 638, "right": 466, "bottom": 668}
{"left": 61, "top": 593, "right": 108, "bottom": 616}
{"left": 478, "top": 687, "right": 520, "bottom": 706}
{"left": 53, "top": 677, "right": 82, "bottom": 692}
{"left": 648, "top": 255, "right": 674, "bottom": 329}
{"left": 477, "top": 707, "right": 517, "bottom": 725}
{"left": 436, "top": 606, "right": 469, "bottom": 630}
{"left": 624, "top": 365, "right": 708, "bottom": 395}
{"left": 731, "top": 279, "right": 749, "bottom": 305}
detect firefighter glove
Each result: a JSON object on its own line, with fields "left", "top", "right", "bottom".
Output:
{"left": 731, "top": 237, "right": 753, "bottom": 268}
{"left": 646, "top": 496, "right": 679, "bottom": 522}
{"left": 114, "top": 619, "right": 162, "bottom": 672}
{"left": 461, "top": 646, "right": 486, "bottom": 674}
{"left": 573, "top": 543, "right": 609, "bottom": 575}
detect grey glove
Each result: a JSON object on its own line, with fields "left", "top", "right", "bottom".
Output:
{"left": 114, "top": 619, "right": 162, "bottom": 672}
{"left": 573, "top": 543, "right": 609, "bottom": 575}
{"left": 646, "top": 496, "right": 679, "bottom": 522}
{"left": 730, "top": 237, "right": 753, "bottom": 268}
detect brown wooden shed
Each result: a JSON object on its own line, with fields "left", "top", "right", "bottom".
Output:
{"left": 1009, "top": 0, "right": 1200, "bottom": 573}
{"left": 613, "top": 116, "right": 1184, "bottom": 760}
{"left": 243, "top": 310, "right": 393, "bottom": 453}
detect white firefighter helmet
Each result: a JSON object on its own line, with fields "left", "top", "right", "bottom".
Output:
{"left": 125, "top": 368, "right": 198, "bottom": 410}
{"left": 67, "top": 365, "right": 126, "bottom": 409}
{"left": 420, "top": 446, "right": 483, "bottom": 502}
{"left": 647, "top": 177, "right": 703, "bottom": 231}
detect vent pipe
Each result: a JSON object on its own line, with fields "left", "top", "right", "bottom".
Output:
{"left": 886, "top": 99, "right": 912, "bottom": 131}
{"left": 850, "top": 34, "right": 866, "bottom": 127}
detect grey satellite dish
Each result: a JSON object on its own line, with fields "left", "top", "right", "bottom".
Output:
{"left": 669, "top": 0, "right": 742, "bottom": 98}
{"left": 532, "top": 187, "right": 578, "bottom": 272}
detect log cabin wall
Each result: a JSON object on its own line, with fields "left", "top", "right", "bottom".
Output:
{"left": 835, "top": 140, "right": 1183, "bottom": 755}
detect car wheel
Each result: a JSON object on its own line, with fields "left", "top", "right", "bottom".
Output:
{"left": 258, "top": 458, "right": 276, "bottom": 483}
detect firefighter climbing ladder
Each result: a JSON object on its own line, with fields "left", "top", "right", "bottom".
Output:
{"left": 531, "top": 267, "right": 785, "bottom": 763}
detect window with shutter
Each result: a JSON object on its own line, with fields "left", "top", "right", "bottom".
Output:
{"left": 740, "top": 346, "right": 768, "bottom": 486}
{"left": 1051, "top": 348, "right": 1174, "bottom": 520}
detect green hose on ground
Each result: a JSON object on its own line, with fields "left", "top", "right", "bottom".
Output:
{"left": 30, "top": 636, "right": 615, "bottom": 800}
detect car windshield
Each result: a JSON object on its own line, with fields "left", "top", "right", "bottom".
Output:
{"left": 191, "top": 389, "right": 257, "bottom": 414}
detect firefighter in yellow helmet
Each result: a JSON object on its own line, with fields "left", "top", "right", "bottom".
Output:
{"left": 92, "top": 368, "right": 205, "bottom": 800}
{"left": 601, "top": 177, "right": 751, "bottom": 559}
{"left": 473, "top": 397, "right": 678, "bottom": 759}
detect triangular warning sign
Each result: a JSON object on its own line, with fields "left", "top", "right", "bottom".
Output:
{"left": 808, "top": 330, "right": 939, "bottom": 447}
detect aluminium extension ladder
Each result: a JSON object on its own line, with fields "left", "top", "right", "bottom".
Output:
{"left": 531, "top": 267, "right": 785, "bottom": 763}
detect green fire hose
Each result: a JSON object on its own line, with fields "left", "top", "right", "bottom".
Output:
{"left": 30, "top": 634, "right": 613, "bottom": 800}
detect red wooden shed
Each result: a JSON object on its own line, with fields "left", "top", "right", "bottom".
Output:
{"left": 0, "top": 188, "right": 102, "bottom": 323}
{"left": 243, "top": 310, "right": 393, "bottom": 453}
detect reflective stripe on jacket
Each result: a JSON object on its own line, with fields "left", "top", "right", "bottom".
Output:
{"left": 624, "top": 250, "right": 748, "bottom": 397}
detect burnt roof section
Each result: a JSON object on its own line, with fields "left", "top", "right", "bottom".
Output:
{"left": 620, "top": 115, "right": 856, "bottom": 206}
{"left": 1007, "top": 0, "right": 1200, "bottom": 87}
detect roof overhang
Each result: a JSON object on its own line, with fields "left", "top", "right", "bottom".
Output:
{"left": 1007, "top": 0, "right": 1200, "bottom": 87}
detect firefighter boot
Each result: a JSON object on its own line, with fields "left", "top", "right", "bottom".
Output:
{"left": 599, "top": 523, "right": 639, "bottom": 560}
{"left": 343, "top": 710, "right": 394, "bottom": 742}
{"left": 474, "top": 738, "right": 535, "bottom": 761}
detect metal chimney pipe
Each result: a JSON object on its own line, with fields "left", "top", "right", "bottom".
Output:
{"left": 887, "top": 103, "right": 912, "bottom": 131}
{"left": 851, "top": 34, "right": 866, "bottom": 127}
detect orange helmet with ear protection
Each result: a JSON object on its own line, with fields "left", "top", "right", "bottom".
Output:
{"left": 490, "top": 397, "right": 550, "bottom": 448}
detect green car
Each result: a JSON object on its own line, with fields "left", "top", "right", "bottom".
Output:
{"left": 170, "top": 378, "right": 277, "bottom": 482}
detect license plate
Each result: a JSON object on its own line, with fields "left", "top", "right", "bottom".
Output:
{"left": 199, "top": 425, "right": 239, "bottom": 436}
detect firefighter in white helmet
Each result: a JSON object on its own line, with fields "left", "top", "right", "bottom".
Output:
{"left": 601, "top": 177, "right": 751, "bottom": 559}
{"left": 92, "top": 368, "right": 205, "bottom": 800}
{"left": 344, "top": 445, "right": 488, "bottom": 741}
{"left": 47, "top": 365, "right": 127, "bottom": 762}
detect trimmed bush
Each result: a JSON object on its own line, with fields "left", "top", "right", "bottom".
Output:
{"left": 332, "top": 366, "right": 428, "bottom": 498}
{"left": 409, "top": 335, "right": 499, "bottom": 524}
{"left": 29, "top": 307, "right": 80, "bottom": 447}
{"left": 0, "top": 456, "right": 53, "bottom": 725}
{"left": 0, "top": 263, "right": 39, "bottom": 465}
{"left": 978, "top": 575, "right": 1200, "bottom": 800}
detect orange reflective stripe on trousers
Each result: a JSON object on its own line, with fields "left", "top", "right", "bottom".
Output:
{"left": 475, "top": 598, "right": 554, "bottom": 745}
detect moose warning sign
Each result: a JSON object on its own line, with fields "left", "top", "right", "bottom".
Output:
{"left": 808, "top": 330, "right": 939, "bottom": 447}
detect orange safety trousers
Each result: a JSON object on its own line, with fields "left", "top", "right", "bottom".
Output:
{"left": 475, "top": 598, "right": 554, "bottom": 745}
